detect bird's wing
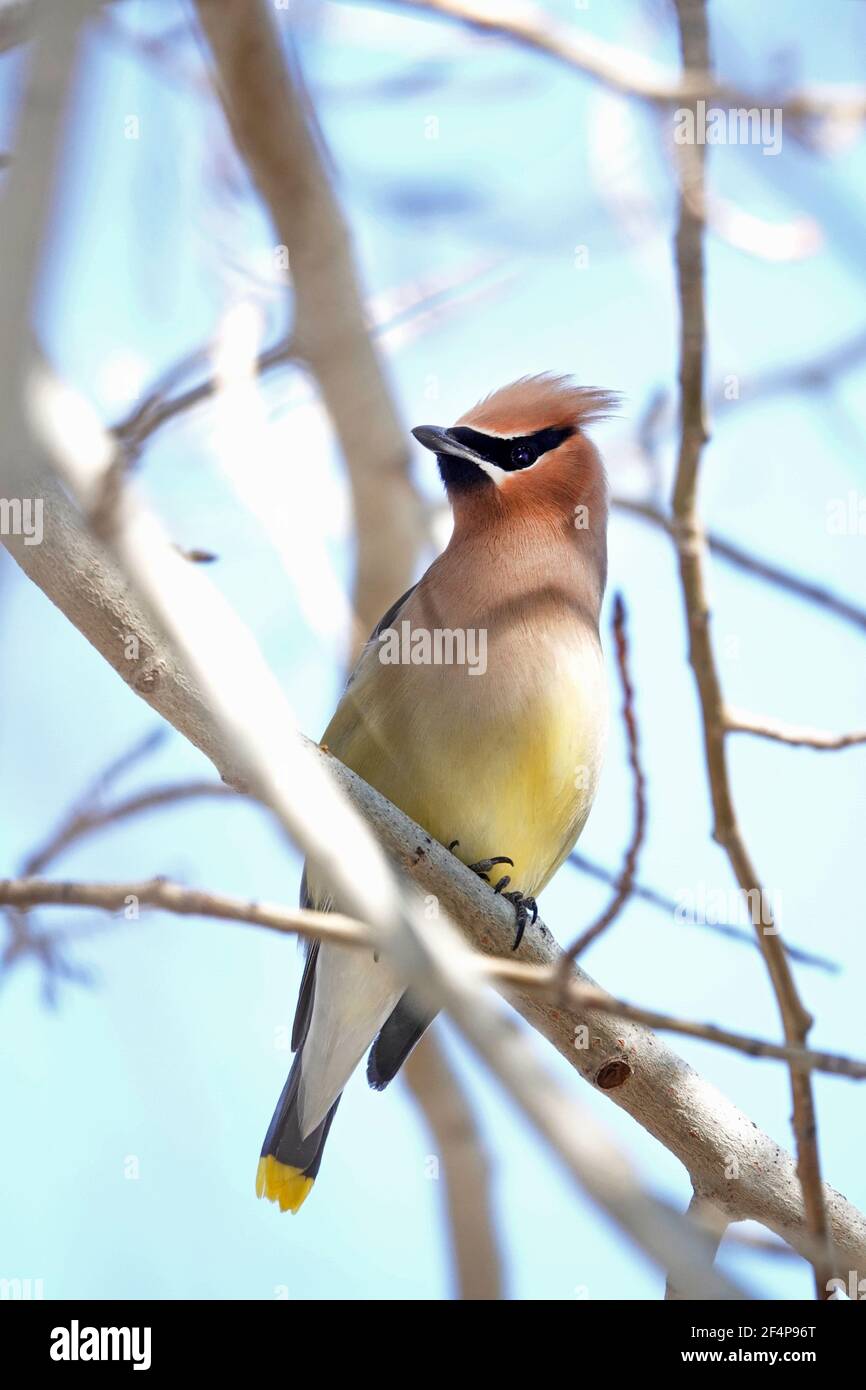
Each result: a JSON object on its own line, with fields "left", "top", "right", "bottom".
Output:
{"left": 344, "top": 581, "right": 419, "bottom": 688}
{"left": 291, "top": 869, "right": 320, "bottom": 1052}
{"left": 366, "top": 993, "right": 434, "bottom": 1091}
{"left": 290, "top": 581, "right": 423, "bottom": 1132}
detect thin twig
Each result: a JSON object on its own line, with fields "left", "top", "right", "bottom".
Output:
{"left": 561, "top": 593, "right": 646, "bottom": 969}
{"left": 669, "top": 0, "right": 832, "bottom": 1298}
{"left": 21, "top": 781, "right": 237, "bottom": 877}
{"left": 726, "top": 709, "right": 866, "bottom": 751}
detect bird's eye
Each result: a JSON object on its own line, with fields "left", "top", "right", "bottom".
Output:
{"left": 511, "top": 443, "right": 534, "bottom": 467}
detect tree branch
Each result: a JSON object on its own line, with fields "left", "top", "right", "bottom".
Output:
{"left": 669, "top": 0, "right": 832, "bottom": 1297}
{"left": 726, "top": 709, "right": 866, "bottom": 751}
{"left": 403, "top": 1031, "right": 504, "bottom": 1300}
{"left": 4, "top": 874, "right": 866, "bottom": 1083}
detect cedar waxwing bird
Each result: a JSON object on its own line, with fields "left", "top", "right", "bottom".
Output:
{"left": 256, "top": 374, "right": 616, "bottom": 1213}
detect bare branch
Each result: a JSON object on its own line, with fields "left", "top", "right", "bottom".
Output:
{"left": 403, "top": 1031, "right": 504, "bottom": 1300}
{"left": 114, "top": 335, "right": 297, "bottom": 456}
{"left": 669, "top": 0, "right": 832, "bottom": 1297}
{"left": 0, "top": 0, "right": 31, "bottom": 54}
{"left": 726, "top": 709, "right": 866, "bottom": 752}
{"left": 3, "top": 421, "right": 862, "bottom": 1274}
{"left": 21, "top": 781, "right": 237, "bottom": 878}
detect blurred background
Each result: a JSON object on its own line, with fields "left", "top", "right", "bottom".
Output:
{"left": 1, "top": 0, "right": 865, "bottom": 1299}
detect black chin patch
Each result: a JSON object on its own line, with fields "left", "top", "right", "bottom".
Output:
{"left": 438, "top": 423, "right": 574, "bottom": 490}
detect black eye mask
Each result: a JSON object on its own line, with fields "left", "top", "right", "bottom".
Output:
{"left": 448, "top": 424, "right": 575, "bottom": 472}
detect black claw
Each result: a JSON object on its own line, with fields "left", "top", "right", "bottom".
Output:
{"left": 447, "top": 840, "right": 460, "bottom": 852}
{"left": 467, "top": 855, "right": 514, "bottom": 875}
{"left": 455, "top": 850, "right": 534, "bottom": 947}
{"left": 503, "top": 891, "right": 538, "bottom": 951}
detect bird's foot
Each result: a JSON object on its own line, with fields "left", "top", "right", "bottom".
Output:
{"left": 446, "top": 841, "right": 534, "bottom": 949}
{"left": 501, "top": 891, "right": 538, "bottom": 951}
{"left": 448, "top": 840, "right": 514, "bottom": 884}
{"left": 467, "top": 855, "right": 514, "bottom": 883}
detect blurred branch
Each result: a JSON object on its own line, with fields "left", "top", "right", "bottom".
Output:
{"left": 403, "top": 1030, "right": 504, "bottom": 1300}
{"left": 713, "top": 324, "right": 866, "bottom": 412}
{"left": 562, "top": 593, "right": 646, "bottom": 967}
{"left": 4, "top": 875, "right": 865, "bottom": 1084}
{"left": 114, "top": 334, "right": 297, "bottom": 454}
{"left": 669, "top": 0, "right": 831, "bottom": 1298}
{"left": 192, "top": 0, "right": 426, "bottom": 646}
{"left": 1, "top": 720, "right": 237, "bottom": 996}
{"left": 0, "top": 0, "right": 30, "bottom": 53}
{"left": 381, "top": 0, "right": 866, "bottom": 122}
{"left": 22, "top": 780, "right": 237, "bottom": 874}
{"left": 61, "top": 478, "right": 745, "bottom": 1300}
{"left": 666, "top": 1194, "right": 729, "bottom": 1300}
{"left": 726, "top": 709, "right": 866, "bottom": 751}
{"left": 112, "top": 259, "right": 508, "bottom": 454}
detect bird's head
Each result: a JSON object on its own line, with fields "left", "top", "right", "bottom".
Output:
{"left": 412, "top": 374, "right": 617, "bottom": 533}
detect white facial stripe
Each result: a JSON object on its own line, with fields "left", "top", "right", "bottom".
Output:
{"left": 474, "top": 457, "right": 509, "bottom": 485}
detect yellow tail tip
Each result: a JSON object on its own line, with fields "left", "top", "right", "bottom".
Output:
{"left": 256, "top": 1155, "right": 314, "bottom": 1214}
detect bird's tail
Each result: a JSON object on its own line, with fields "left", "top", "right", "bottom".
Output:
{"left": 255, "top": 1050, "right": 340, "bottom": 1214}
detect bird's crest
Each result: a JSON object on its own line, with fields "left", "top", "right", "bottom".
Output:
{"left": 457, "top": 373, "right": 619, "bottom": 438}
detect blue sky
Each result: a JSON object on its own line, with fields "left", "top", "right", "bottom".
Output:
{"left": 1, "top": 0, "right": 864, "bottom": 1299}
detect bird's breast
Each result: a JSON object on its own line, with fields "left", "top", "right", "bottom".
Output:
{"left": 326, "top": 606, "right": 608, "bottom": 899}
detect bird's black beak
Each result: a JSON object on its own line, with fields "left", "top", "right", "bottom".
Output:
{"left": 412, "top": 425, "right": 487, "bottom": 466}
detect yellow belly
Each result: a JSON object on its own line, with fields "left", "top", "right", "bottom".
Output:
{"left": 322, "top": 640, "right": 607, "bottom": 898}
